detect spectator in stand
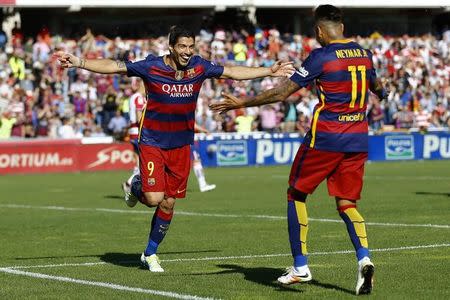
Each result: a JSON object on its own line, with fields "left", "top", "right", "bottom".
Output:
{"left": 282, "top": 96, "right": 298, "bottom": 132}
{"left": 0, "top": 111, "right": 17, "bottom": 139}
{"left": 368, "top": 98, "right": 384, "bottom": 131}
{"left": 102, "top": 86, "right": 118, "bottom": 129}
{"left": 0, "top": 29, "right": 7, "bottom": 51}
{"left": 58, "top": 117, "right": 77, "bottom": 138}
{"left": 414, "top": 106, "right": 431, "bottom": 133}
{"left": 0, "top": 24, "right": 449, "bottom": 138}
{"left": 259, "top": 105, "right": 278, "bottom": 133}
{"left": 235, "top": 109, "right": 255, "bottom": 133}
{"left": 107, "top": 109, "right": 127, "bottom": 139}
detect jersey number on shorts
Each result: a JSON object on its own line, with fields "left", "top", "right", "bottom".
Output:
{"left": 147, "top": 161, "right": 155, "bottom": 176}
{"left": 348, "top": 65, "right": 366, "bottom": 108}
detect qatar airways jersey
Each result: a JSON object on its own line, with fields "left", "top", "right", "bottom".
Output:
{"left": 290, "top": 39, "right": 377, "bottom": 152}
{"left": 128, "top": 92, "right": 146, "bottom": 140}
{"left": 125, "top": 55, "right": 224, "bottom": 149}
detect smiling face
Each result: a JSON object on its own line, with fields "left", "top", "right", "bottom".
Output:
{"left": 169, "top": 36, "right": 195, "bottom": 68}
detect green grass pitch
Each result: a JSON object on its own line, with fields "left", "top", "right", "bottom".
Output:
{"left": 0, "top": 160, "right": 449, "bottom": 299}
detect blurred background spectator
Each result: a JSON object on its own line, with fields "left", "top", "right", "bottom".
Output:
{"left": 0, "top": 18, "right": 448, "bottom": 141}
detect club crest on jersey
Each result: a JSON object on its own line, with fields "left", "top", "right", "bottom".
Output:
{"left": 175, "top": 70, "right": 184, "bottom": 81}
{"left": 148, "top": 178, "right": 156, "bottom": 186}
{"left": 187, "top": 68, "right": 196, "bottom": 78}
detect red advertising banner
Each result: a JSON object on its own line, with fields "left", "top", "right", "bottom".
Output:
{"left": 78, "top": 143, "right": 135, "bottom": 172}
{"left": 0, "top": 0, "right": 15, "bottom": 5}
{"left": 0, "top": 139, "right": 134, "bottom": 174}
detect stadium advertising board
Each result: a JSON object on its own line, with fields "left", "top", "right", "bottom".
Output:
{"left": 197, "top": 132, "right": 450, "bottom": 167}
{"left": 384, "top": 135, "right": 415, "bottom": 160}
{"left": 216, "top": 140, "right": 248, "bottom": 166}
{"left": 0, "top": 139, "right": 134, "bottom": 174}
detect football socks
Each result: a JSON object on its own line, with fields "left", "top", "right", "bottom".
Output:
{"left": 287, "top": 199, "right": 309, "bottom": 268}
{"left": 339, "top": 206, "right": 370, "bottom": 261}
{"left": 145, "top": 208, "right": 173, "bottom": 256}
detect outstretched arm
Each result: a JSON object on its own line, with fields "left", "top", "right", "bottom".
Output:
{"left": 55, "top": 51, "right": 127, "bottom": 74}
{"left": 220, "top": 60, "right": 294, "bottom": 80}
{"left": 210, "top": 78, "right": 301, "bottom": 113}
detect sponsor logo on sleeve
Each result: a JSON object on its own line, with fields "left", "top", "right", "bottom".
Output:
{"left": 296, "top": 67, "right": 309, "bottom": 78}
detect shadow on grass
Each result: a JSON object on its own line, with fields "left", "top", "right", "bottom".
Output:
{"left": 104, "top": 195, "right": 124, "bottom": 200}
{"left": 16, "top": 249, "right": 220, "bottom": 264}
{"left": 211, "top": 264, "right": 354, "bottom": 295}
{"left": 99, "top": 249, "right": 222, "bottom": 268}
{"left": 415, "top": 191, "right": 450, "bottom": 197}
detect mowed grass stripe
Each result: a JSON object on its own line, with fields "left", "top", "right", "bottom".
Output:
{"left": 1, "top": 204, "right": 449, "bottom": 229}
{"left": 0, "top": 268, "right": 219, "bottom": 300}
{"left": 4, "top": 243, "right": 449, "bottom": 270}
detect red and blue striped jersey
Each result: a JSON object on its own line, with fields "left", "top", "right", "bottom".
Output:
{"left": 125, "top": 55, "right": 224, "bottom": 149}
{"left": 290, "top": 39, "right": 377, "bottom": 152}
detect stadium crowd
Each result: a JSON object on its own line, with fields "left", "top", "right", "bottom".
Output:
{"left": 0, "top": 24, "right": 449, "bottom": 139}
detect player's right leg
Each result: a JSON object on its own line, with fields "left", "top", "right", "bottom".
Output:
{"left": 278, "top": 187, "right": 312, "bottom": 284}
{"left": 279, "top": 145, "right": 342, "bottom": 285}
{"left": 126, "top": 144, "right": 165, "bottom": 208}
{"left": 122, "top": 139, "right": 140, "bottom": 201}
{"left": 330, "top": 152, "right": 373, "bottom": 295}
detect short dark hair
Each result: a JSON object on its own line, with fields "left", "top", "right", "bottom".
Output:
{"left": 168, "top": 26, "right": 195, "bottom": 46}
{"left": 314, "top": 5, "right": 343, "bottom": 23}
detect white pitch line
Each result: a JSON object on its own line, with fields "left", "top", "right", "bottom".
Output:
{"left": 1, "top": 204, "right": 449, "bottom": 229}
{"left": 4, "top": 243, "right": 449, "bottom": 270}
{"left": 0, "top": 268, "right": 217, "bottom": 300}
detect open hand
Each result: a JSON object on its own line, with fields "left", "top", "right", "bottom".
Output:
{"left": 270, "top": 60, "right": 295, "bottom": 77}
{"left": 54, "top": 51, "right": 81, "bottom": 68}
{"left": 209, "top": 92, "right": 245, "bottom": 114}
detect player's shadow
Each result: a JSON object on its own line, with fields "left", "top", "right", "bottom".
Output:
{"left": 415, "top": 191, "right": 450, "bottom": 197}
{"left": 104, "top": 195, "right": 124, "bottom": 200}
{"left": 99, "top": 250, "right": 221, "bottom": 269}
{"left": 214, "top": 264, "right": 354, "bottom": 295}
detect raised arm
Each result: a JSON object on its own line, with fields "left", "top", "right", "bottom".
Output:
{"left": 209, "top": 78, "right": 301, "bottom": 114}
{"left": 55, "top": 52, "right": 127, "bottom": 74}
{"left": 220, "top": 60, "right": 294, "bottom": 80}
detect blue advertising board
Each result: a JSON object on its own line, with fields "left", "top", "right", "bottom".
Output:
{"left": 195, "top": 131, "right": 450, "bottom": 167}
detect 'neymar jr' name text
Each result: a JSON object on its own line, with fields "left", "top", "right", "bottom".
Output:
{"left": 335, "top": 49, "right": 368, "bottom": 59}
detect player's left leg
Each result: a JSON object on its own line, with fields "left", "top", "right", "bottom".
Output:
{"left": 141, "top": 144, "right": 191, "bottom": 272}
{"left": 337, "top": 198, "right": 374, "bottom": 295}
{"left": 328, "top": 152, "right": 374, "bottom": 295}
{"left": 141, "top": 197, "right": 175, "bottom": 272}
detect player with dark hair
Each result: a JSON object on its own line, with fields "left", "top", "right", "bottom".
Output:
{"left": 210, "top": 5, "right": 387, "bottom": 295}
{"left": 56, "top": 25, "right": 294, "bottom": 272}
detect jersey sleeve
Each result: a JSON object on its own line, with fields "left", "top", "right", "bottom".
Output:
{"left": 199, "top": 56, "right": 224, "bottom": 78}
{"left": 125, "top": 55, "right": 154, "bottom": 78}
{"left": 289, "top": 48, "right": 324, "bottom": 88}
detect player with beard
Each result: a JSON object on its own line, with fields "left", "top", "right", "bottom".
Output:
{"left": 56, "top": 25, "right": 294, "bottom": 272}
